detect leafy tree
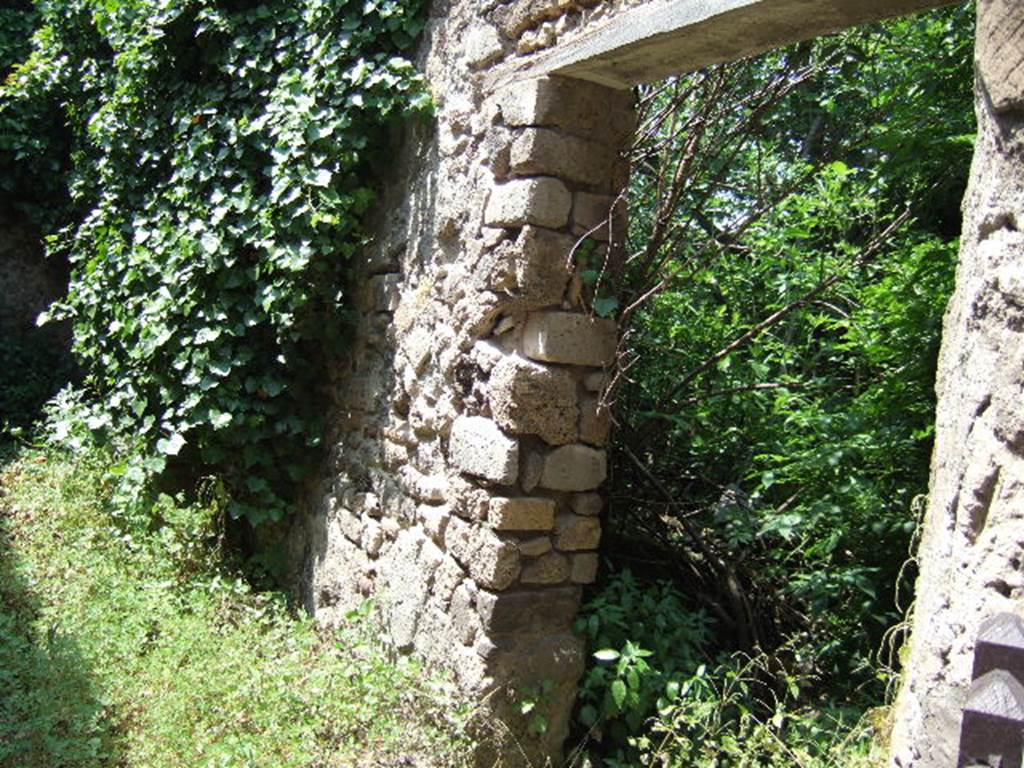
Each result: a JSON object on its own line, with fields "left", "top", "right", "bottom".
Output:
{"left": 583, "top": 6, "right": 975, "bottom": 759}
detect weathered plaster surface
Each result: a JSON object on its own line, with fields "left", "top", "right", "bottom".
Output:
{"left": 890, "top": 1, "right": 1024, "bottom": 764}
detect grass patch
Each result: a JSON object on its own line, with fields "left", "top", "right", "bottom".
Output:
{"left": 0, "top": 446, "right": 471, "bottom": 768}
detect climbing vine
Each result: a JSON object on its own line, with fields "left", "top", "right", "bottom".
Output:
{"left": 1, "top": 0, "right": 429, "bottom": 522}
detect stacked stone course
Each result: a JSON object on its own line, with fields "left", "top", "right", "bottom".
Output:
{"left": 280, "top": 2, "right": 637, "bottom": 763}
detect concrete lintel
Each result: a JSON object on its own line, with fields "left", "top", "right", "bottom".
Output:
{"left": 493, "top": 0, "right": 959, "bottom": 90}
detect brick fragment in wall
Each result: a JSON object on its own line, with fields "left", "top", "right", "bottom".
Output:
{"left": 449, "top": 416, "right": 520, "bottom": 485}
{"left": 401, "top": 325, "right": 433, "bottom": 374}
{"left": 579, "top": 396, "right": 611, "bottom": 446}
{"left": 489, "top": 496, "right": 557, "bottom": 531}
{"left": 540, "top": 444, "right": 608, "bottom": 491}
{"left": 520, "top": 551, "right": 570, "bottom": 585}
{"left": 495, "top": 76, "right": 636, "bottom": 149}
{"left": 510, "top": 226, "right": 574, "bottom": 309}
{"left": 490, "top": 354, "right": 578, "bottom": 445}
{"left": 484, "top": 177, "right": 572, "bottom": 229}
{"left": 382, "top": 530, "right": 427, "bottom": 650}
{"left": 571, "top": 553, "right": 600, "bottom": 584}
{"left": 572, "top": 192, "right": 625, "bottom": 242}
{"left": 556, "top": 514, "right": 602, "bottom": 551}
{"left": 519, "top": 535, "right": 553, "bottom": 557}
{"left": 476, "top": 586, "right": 582, "bottom": 635}
{"left": 522, "top": 311, "right": 618, "bottom": 367}
{"left": 511, "top": 129, "right": 616, "bottom": 188}
{"left": 572, "top": 492, "right": 603, "bottom": 517}
{"left": 449, "top": 489, "right": 489, "bottom": 525}
{"left": 472, "top": 339, "right": 506, "bottom": 373}
{"left": 336, "top": 505, "right": 364, "bottom": 544}
{"left": 445, "top": 516, "right": 522, "bottom": 591}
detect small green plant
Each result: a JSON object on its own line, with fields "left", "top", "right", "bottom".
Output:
{"left": 0, "top": 440, "right": 471, "bottom": 767}
{"left": 518, "top": 679, "right": 554, "bottom": 736}
{"left": 573, "top": 568, "right": 714, "bottom": 757}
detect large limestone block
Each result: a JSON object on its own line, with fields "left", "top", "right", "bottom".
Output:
{"left": 579, "top": 395, "right": 611, "bottom": 446}
{"left": 572, "top": 192, "right": 626, "bottom": 242}
{"left": 522, "top": 311, "right": 617, "bottom": 367}
{"left": 540, "top": 444, "right": 607, "bottom": 491}
{"left": 555, "top": 514, "right": 602, "bottom": 551}
{"left": 489, "top": 354, "right": 578, "bottom": 445}
{"left": 511, "top": 226, "right": 574, "bottom": 308}
{"left": 495, "top": 76, "right": 636, "bottom": 148}
{"left": 449, "top": 416, "right": 519, "bottom": 485}
{"left": 446, "top": 517, "right": 522, "bottom": 591}
{"left": 476, "top": 586, "right": 582, "bottom": 635}
{"left": 489, "top": 496, "right": 556, "bottom": 531}
{"left": 520, "top": 551, "right": 570, "bottom": 584}
{"left": 484, "top": 178, "right": 571, "bottom": 229}
{"left": 510, "top": 128, "right": 614, "bottom": 187}
{"left": 570, "top": 553, "right": 600, "bottom": 584}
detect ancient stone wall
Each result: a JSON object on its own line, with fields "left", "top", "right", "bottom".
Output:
{"left": 283, "top": 1, "right": 635, "bottom": 762}
{"left": 889, "top": 1, "right": 1024, "bottom": 764}
{"left": 279, "top": 0, "right": 1013, "bottom": 763}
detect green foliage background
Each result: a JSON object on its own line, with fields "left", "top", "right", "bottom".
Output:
{"left": 0, "top": 443, "right": 469, "bottom": 767}
{"left": 1, "top": 0, "right": 429, "bottom": 522}
{"left": 578, "top": 4, "right": 975, "bottom": 764}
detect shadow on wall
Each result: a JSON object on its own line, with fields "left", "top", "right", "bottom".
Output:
{"left": 0, "top": 485, "right": 121, "bottom": 767}
{"left": 0, "top": 208, "right": 74, "bottom": 430}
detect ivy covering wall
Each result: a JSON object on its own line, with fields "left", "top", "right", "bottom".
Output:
{"left": 1, "top": 0, "right": 429, "bottom": 522}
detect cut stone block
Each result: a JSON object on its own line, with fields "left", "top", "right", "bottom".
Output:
{"left": 495, "top": 77, "right": 636, "bottom": 148}
{"left": 571, "top": 492, "right": 603, "bottom": 517}
{"left": 490, "top": 355, "right": 578, "bottom": 445}
{"left": 465, "top": 23, "right": 504, "bottom": 68}
{"left": 511, "top": 128, "right": 614, "bottom": 187}
{"left": 449, "top": 416, "right": 519, "bottom": 485}
{"left": 512, "top": 226, "right": 574, "bottom": 308}
{"left": 579, "top": 396, "right": 612, "bottom": 446}
{"left": 521, "top": 552, "right": 570, "bottom": 585}
{"left": 477, "top": 586, "right": 582, "bottom": 635}
{"left": 519, "top": 536, "right": 553, "bottom": 557}
{"left": 521, "top": 447, "right": 545, "bottom": 493}
{"left": 489, "top": 496, "right": 557, "bottom": 531}
{"left": 571, "top": 553, "right": 600, "bottom": 583}
{"left": 555, "top": 514, "right": 602, "bottom": 551}
{"left": 522, "top": 311, "right": 617, "bottom": 367}
{"left": 540, "top": 445, "right": 608, "bottom": 491}
{"left": 446, "top": 517, "right": 522, "bottom": 591}
{"left": 572, "top": 192, "right": 626, "bottom": 242}
{"left": 484, "top": 177, "right": 572, "bottom": 229}
{"left": 583, "top": 371, "right": 609, "bottom": 392}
